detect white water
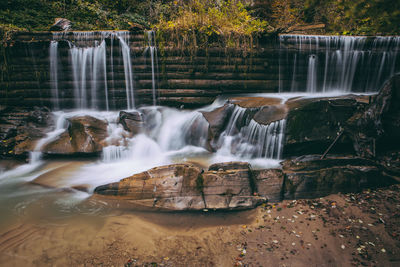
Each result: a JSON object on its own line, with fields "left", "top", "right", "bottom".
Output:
{"left": 215, "top": 105, "right": 286, "bottom": 163}
{"left": 279, "top": 35, "right": 400, "bottom": 92}
{"left": 50, "top": 31, "right": 135, "bottom": 110}
{"left": 306, "top": 54, "right": 317, "bottom": 93}
{"left": 144, "top": 31, "right": 159, "bottom": 105}
{"left": 49, "top": 41, "right": 60, "bottom": 110}
{"left": 0, "top": 95, "right": 288, "bottom": 192}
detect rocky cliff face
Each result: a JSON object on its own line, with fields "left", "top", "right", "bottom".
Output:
{"left": 346, "top": 75, "right": 400, "bottom": 158}
{"left": 0, "top": 106, "right": 51, "bottom": 158}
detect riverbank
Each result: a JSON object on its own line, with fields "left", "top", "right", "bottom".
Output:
{"left": 0, "top": 184, "right": 398, "bottom": 266}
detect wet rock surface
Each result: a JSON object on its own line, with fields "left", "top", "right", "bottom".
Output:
{"left": 118, "top": 111, "right": 144, "bottom": 135}
{"left": 0, "top": 106, "right": 51, "bottom": 158}
{"left": 43, "top": 115, "right": 108, "bottom": 155}
{"left": 283, "top": 97, "right": 367, "bottom": 157}
{"left": 94, "top": 162, "right": 266, "bottom": 211}
{"left": 282, "top": 156, "right": 399, "bottom": 199}
{"left": 201, "top": 104, "right": 233, "bottom": 150}
{"left": 253, "top": 168, "right": 285, "bottom": 202}
{"left": 346, "top": 74, "right": 400, "bottom": 158}
{"left": 94, "top": 155, "right": 400, "bottom": 211}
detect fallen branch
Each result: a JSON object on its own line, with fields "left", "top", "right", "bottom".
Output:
{"left": 321, "top": 131, "right": 344, "bottom": 159}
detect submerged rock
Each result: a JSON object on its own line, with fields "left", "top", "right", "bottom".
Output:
{"left": 253, "top": 105, "right": 288, "bottom": 125}
{"left": 201, "top": 104, "right": 233, "bottom": 150}
{"left": 201, "top": 97, "right": 288, "bottom": 152}
{"left": 118, "top": 111, "right": 144, "bottom": 135}
{"left": 43, "top": 115, "right": 108, "bottom": 155}
{"left": 94, "top": 162, "right": 265, "bottom": 211}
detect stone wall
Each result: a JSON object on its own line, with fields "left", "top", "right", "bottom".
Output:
{"left": 1, "top": 32, "right": 398, "bottom": 110}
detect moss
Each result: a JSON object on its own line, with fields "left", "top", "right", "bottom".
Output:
{"left": 196, "top": 173, "right": 204, "bottom": 193}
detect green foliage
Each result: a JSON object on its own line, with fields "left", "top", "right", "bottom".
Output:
{"left": 0, "top": 24, "right": 27, "bottom": 46}
{"left": 0, "top": 0, "right": 152, "bottom": 32}
{"left": 269, "top": 0, "right": 305, "bottom": 30}
{"left": 0, "top": 0, "right": 398, "bottom": 42}
{"left": 303, "top": 0, "right": 400, "bottom": 35}
{"left": 156, "top": 0, "right": 270, "bottom": 49}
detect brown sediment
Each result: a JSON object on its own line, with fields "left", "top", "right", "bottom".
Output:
{"left": 0, "top": 185, "right": 399, "bottom": 266}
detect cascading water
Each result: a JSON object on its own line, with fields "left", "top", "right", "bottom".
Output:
{"left": 306, "top": 54, "right": 317, "bottom": 93}
{"left": 144, "top": 31, "right": 159, "bottom": 105}
{"left": 279, "top": 35, "right": 400, "bottom": 92}
{"left": 49, "top": 41, "right": 60, "bottom": 110}
{"left": 215, "top": 105, "right": 286, "bottom": 160}
{"left": 116, "top": 32, "right": 135, "bottom": 109}
{"left": 49, "top": 31, "right": 135, "bottom": 110}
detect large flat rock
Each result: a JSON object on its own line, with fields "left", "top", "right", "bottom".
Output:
{"left": 94, "top": 162, "right": 266, "bottom": 211}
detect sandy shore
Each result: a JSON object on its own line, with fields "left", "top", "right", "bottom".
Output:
{"left": 0, "top": 185, "right": 399, "bottom": 266}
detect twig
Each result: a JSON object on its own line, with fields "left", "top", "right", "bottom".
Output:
{"left": 321, "top": 130, "right": 344, "bottom": 159}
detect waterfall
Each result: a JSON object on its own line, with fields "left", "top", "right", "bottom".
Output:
{"left": 216, "top": 105, "right": 286, "bottom": 160}
{"left": 49, "top": 31, "right": 135, "bottom": 110}
{"left": 29, "top": 112, "right": 69, "bottom": 164}
{"left": 70, "top": 40, "right": 108, "bottom": 110}
{"left": 306, "top": 55, "right": 317, "bottom": 93}
{"left": 49, "top": 41, "right": 60, "bottom": 110}
{"left": 279, "top": 35, "right": 400, "bottom": 92}
{"left": 102, "top": 145, "right": 129, "bottom": 162}
{"left": 155, "top": 108, "right": 209, "bottom": 151}
{"left": 144, "top": 31, "right": 159, "bottom": 105}
{"left": 236, "top": 119, "right": 286, "bottom": 159}
{"left": 116, "top": 32, "right": 135, "bottom": 109}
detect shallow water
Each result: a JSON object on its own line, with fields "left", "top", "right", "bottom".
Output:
{"left": 0, "top": 91, "right": 376, "bottom": 266}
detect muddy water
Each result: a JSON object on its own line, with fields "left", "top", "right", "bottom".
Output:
{"left": 0, "top": 159, "right": 257, "bottom": 266}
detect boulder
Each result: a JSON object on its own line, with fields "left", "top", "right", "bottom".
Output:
{"left": 345, "top": 74, "right": 400, "bottom": 157}
{"left": 49, "top": 18, "right": 71, "bottom": 31}
{"left": 283, "top": 97, "right": 367, "bottom": 157}
{"left": 253, "top": 169, "right": 285, "bottom": 202}
{"left": 118, "top": 111, "right": 144, "bottom": 135}
{"left": 281, "top": 155, "right": 398, "bottom": 199}
{"left": 202, "top": 161, "right": 258, "bottom": 209}
{"left": 94, "top": 162, "right": 265, "bottom": 211}
{"left": 201, "top": 104, "right": 233, "bottom": 150}
{"left": 201, "top": 97, "right": 287, "bottom": 151}
{"left": 94, "top": 164, "right": 206, "bottom": 210}
{"left": 43, "top": 116, "right": 108, "bottom": 155}
{"left": 0, "top": 106, "right": 51, "bottom": 158}
{"left": 253, "top": 105, "right": 288, "bottom": 125}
